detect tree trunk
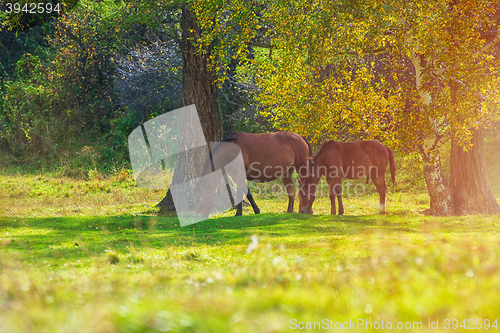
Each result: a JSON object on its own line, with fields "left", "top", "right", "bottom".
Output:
{"left": 419, "top": 145, "right": 454, "bottom": 216}
{"left": 412, "top": 53, "right": 455, "bottom": 215}
{"left": 412, "top": 53, "right": 453, "bottom": 215}
{"left": 450, "top": 129, "right": 499, "bottom": 215}
{"left": 157, "top": 6, "right": 223, "bottom": 213}
{"left": 180, "top": 8, "right": 222, "bottom": 142}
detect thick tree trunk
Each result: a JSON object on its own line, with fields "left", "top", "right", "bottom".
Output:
{"left": 180, "top": 8, "right": 222, "bottom": 141}
{"left": 419, "top": 145, "right": 454, "bottom": 216}
{"left": 450, "top": 129, "right": 499, "bottom": 215}
{"left": 158, "top": 6, "right": 223, "bottom": 213}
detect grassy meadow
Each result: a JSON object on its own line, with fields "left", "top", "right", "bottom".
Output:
{"left": 1, "top": 147, "right": 500, "bottom": 332}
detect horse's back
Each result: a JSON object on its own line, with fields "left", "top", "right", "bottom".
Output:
{"left": 225, "top": 131, "right": 309, "bottom": 158}
{"left": 223, "top": 131, "right": 310, "bottom": 182}
{"left": 234, "top": 131, "right": 305, "bottom": 146}
{"left": 228, "top": 132, "right": 297, "bottom": 159}
{"left": 318, "top": 140, "right": 390, "bottom": 179}
{"left": 357, "top": 141, "right": 390, "bottom": 167}
{"left": 321, "top": 140, "right": 388, "bottom": 159}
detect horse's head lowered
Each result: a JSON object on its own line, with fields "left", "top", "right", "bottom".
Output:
{"left": 298, "top": 166, "right": 318, "bottom": 214}
{"left": 194, "top": 178, "right": 215, "bottom": 219}
{"left": 298, "top": 178, "right": 314, "bottom": 214}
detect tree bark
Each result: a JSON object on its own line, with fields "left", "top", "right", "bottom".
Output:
{"left": 158, "top": 5, "right": 223, "bottom": 213}
{"left": 180, "top": 8, "right": 222, "bottom": 142}
{"left": 419, "top": 144, "right": 454, "bottom": 216}
{"left": 412, "top": 53, "right": 454, "bottom": 215}
{"left": 450, "top": 129, "right": 500, "bottom": 215}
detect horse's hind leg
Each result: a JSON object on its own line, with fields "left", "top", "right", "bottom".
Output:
{"left": 337, "top": 195, "right": 344, "bottom": 215}
{"left": 327, "top": 178, "right": 342, "bottom": 215}
{"left": 235, "top": 188, "right": 244, "bottom": 216}
{"left": 372, "top": 176, "right": 387, "bottom": 214}
{"left": 282, "top": 167, "right": 296, "bottom": 213}
{"left": 246, "top": 188, "right": 260, "bottom": 214}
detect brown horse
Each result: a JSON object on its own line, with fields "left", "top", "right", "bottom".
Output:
{"left": 298, "top": 140, "right": 395, "bottom": 215}
{"left": 194, "top": 131, "right": 312, "bottom": 218}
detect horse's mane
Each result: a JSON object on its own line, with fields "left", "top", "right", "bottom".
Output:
{"left": 196, "top": 133, "right": 241, "bottom": 186}
{"left": 316, "top": 140, "right": 337, "bottom": 158}
{"left": 210, "top": 132, "right": 242, "bottom": 166}
{"left": 221, "top": 132, "right": 240, "bottom": 143}
{"left": 300, "top": 135, "right": 313, "bottom": 161}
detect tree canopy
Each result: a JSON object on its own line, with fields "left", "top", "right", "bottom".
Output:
{"left": 253, "top": 0, "right": 500, "bottom": 149}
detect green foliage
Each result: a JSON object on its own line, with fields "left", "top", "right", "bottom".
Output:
{"left": 2, "top": 0, "right": 267, "bottom": 172}
{"left": 0, "top": 0, "right": 78, "bottom": 32}
{"left": 0, "top": 0, "right": 170, "bottom": 171}
{"left": 0, "top": 0, "right": 269, "bottom": 171}
{"left": 0, "top": 20, "right": 53, "bottom": 78}
{"left": 0, "top": 20, "right": 55, "bottom": 154}
{"left": 190, "top": 0, "right": 262, "bottom": 82}
{"left": 253, "top": 0, "right": 500, "bottom": 149}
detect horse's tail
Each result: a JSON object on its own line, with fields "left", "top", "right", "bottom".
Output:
{"left": 387, "top": 146, "right": 396, "bottom": 185}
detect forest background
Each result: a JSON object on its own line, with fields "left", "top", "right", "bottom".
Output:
{"left": 2, "top": 0, "right": 500, "bottom": 216}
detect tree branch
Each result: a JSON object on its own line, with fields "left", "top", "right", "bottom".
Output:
{"left": 349, "top": 44, "right": 392, "bottom": 55}
{"left": 433, "top": 32, "right": 500, "bottom": 77}
{"left": 221, "top": 91, "right": 239, "bottom": 106}
{"left": 247, "top": 41, "right": 274, "bottom": 49}
{"left": 476, "top": 33, "right": 500, "bottom": 56}
{"left": 160, "top": 18, "right": 194, "bottom": 24}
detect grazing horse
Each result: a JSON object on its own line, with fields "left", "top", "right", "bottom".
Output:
{"left": 194, "top": 131, "right": 312, "bottom": 218}
{"left": 298, "top": 140, "right": 395, "bottom": 215}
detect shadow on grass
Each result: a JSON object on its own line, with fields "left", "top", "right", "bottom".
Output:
{"left": 1, "top": 213, "right": 498, "bottom": 262}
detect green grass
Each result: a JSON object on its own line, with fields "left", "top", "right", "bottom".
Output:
{"left": 1, "top": 147, "right": 500, "bottom": 332}
{"left": 1, "top": 212, "right": 500, "bottom": 332}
